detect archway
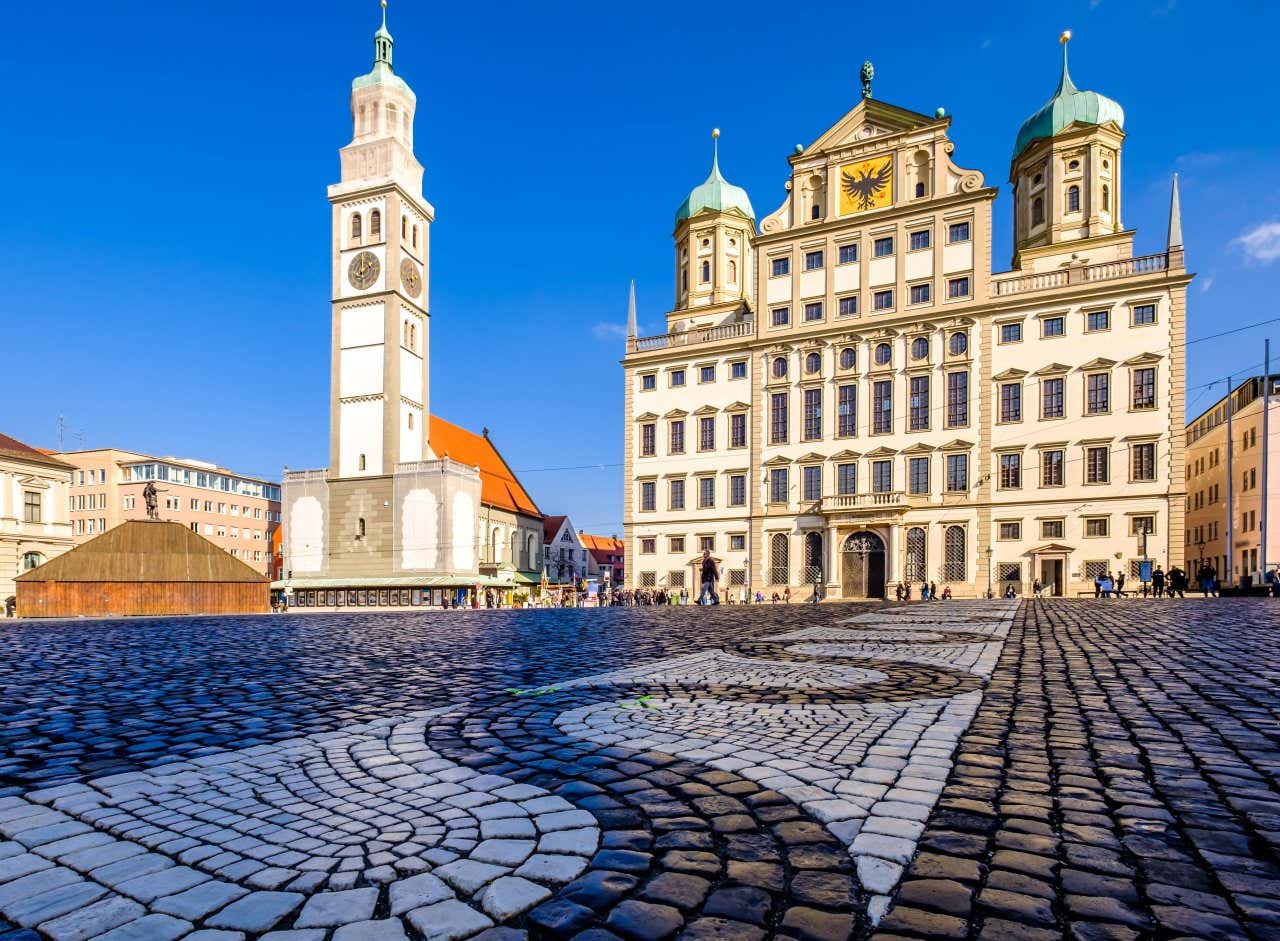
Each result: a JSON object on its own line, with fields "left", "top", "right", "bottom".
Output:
{"left": 841, "top": 531, "right": 886, "bottom": 599}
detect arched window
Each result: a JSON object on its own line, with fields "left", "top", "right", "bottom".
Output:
{"left": 358, "top": 453, "right": 367, "bottom": 471}
{"left": 770, "top": 533, "right": 790, "bottom": 586}
{"left": 915, "top": 182, "right": 926, "bottom": 198}
{"left": 21, "top": 551, "right": 44, "bottom": 571}
{"left": 839, "top": 347, "right": 856, "bottom": 370}
{"left": 1031, "top": 197, "right": 1045, "bottom": 226}
{"left": 358, "top": 517, "right": 366, "bottom": 537}
{"left": 905, "top": 527, "right": 926, "bottom": 581}
{"left": 490, "top": 527, "right": 501, "bottom": 563}
{"left": 911, "top": 337, "right": 929, "bottom": 361}
{"left": 402, "top": 216, "right": 407, "bottom": 238}
{"left": 681, "top": 268, "right": 688, "bottom": 292}
{"left": 1102, "top": 185, "right": 1111, "bottom": 212}
{"left": 805, "top": 352, "right": 821, "bottom": 374}
{"left": 1067, "top": 185, "right": 1080, "bottom": 213}
{"left": 407, "top": 412, "right": 414, "bottom": 430}
{"left": 811, "top": 204, "right": 821, "bottom": 220}
{"left": 370, "top": 209, "right": 381, "bottom": 238}
{"left": 874, "top": 343, "right": 891, "bottom": 366}
{"left": 728, "top": 259, "right": 737, "bottom": 282}
{"left": 701, "top": 260, "right": 710, "bottom": 283}
{"left": 772, "top": 356, "right": 788, "bottom": 379}
{"left": 412, "top": 225, "right": 418, "bottom": 249}
{"left": 351, "top": 213, "right": 362, "bottom": 241}
{"left": 949, "top": 332, "right": 968, "bottom": 356}
{"left": 803, "top": 532, "right": 824, "bottom": 583}
{"left": 943, "top": 526, "right": 966, "bottom": 581}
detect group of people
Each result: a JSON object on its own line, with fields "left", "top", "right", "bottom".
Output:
{"left": 892, "top": 582, "right": 953, "bottom": 602}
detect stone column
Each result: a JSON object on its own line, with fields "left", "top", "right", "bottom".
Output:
{"left": 825, "top": 523, "right": 840, "bottom": 597}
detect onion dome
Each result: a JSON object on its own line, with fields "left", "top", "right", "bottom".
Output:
{"left": 675, "top": 129, "right": 755, "bottom": 226}
{"left": 1013, "top": 32, "right": 1123, "bottom": 161}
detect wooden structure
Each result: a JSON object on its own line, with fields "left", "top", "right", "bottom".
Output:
{"left": 15, "top": 520, "right": 269, "bottom": 618}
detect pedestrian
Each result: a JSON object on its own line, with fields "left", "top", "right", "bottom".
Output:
{"left": 1197, "top": 563, "right": 1218, "bottom": 598}
{"left": 941, "top": 586, "right": 952, "bottom": 600}
{"left": 920, "top": 581, "right": 930, "bottom": 601}
{"left": 783, "top": 586, "right": 792, "bottom": 604}
{"left": 1267, "top": 566, "right": 1280, "bottom": 598}
{"left": 1033, "top": 578, "right": 1043, "bottom": 598}
{"left": 698, "top": 550, "right": 720, "bottom": 605}
{"left": 1093, "top": 573, "right": 1103, "bottom": 598}
{"left": 1116, "top": 572, "right": 1126, "bottom": 598}
{"left": 1152, "top": 565, "right": 1165, "bottom": 598}
{"left": 1168, "top": 566, "right": 1187, "bottom": 599}
{"left": 930, "top": 581, "right": 937, "bottom": 602}
{"left": 895, "top": 583, "right": 903, "bottom": 602}
{"left": 1100, "top": 574, "right": 1114, "bottom": 598}
{"left": 904, "top": 583, "right": 912, "bottom": 601}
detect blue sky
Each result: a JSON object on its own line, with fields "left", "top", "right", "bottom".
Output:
{"left": 3, "top": 0, "right": 1278, "bottom": 536}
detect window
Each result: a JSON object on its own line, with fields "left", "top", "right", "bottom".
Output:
{"left": 873, "top": 237, "right": 894, "bottom": 257}
{"left": 909, "top": 457, "right": 929, "bottom": 494}
{"left": 701, "top": 260, "right": 710, "bottom": 283}
{"left": 358, "top": 454, "right": 366, "bottom": 471}
{"left": 874, "top": 343, "right": 892, "bottom": 366}
{"left": 1102, "top": 184, "right": 1111, "bottom": 212}
{"left": 357, "top": 518, "right": 366, "bottom": 538}
{"left": 1042, "top": 316, "right": 1064, "bottom": 337}
{"left": 948, "top": 222, "right": 971, "bottom": 243}
{"left": 946, "top": 371, "right": 969, "bottom": 427}
{"left": 910, "top": 283, "right": 931, "bottom": 304}
{"left": 351, "top": 213, "right": 362, "bottom": 240}
{"left": 730, "top": 534, "right": 746, "bottom": 551}
{"left": 769, "top": 468, "right": 789, "bottom": 504}
{"left": 998, "top": 522, "right": 1021, "bottom": 540}
{"left": 22, "top": 491, "right": 41, "bottom": 523}
{"left": 838, "top": 385, "right": 857, "bottom": 436}
{"left": 909, "top": 337, "right": 929, "bottom": 361}
{"left": 699, "top": 365, "right": 715, "bottom": 383}
{"left": 1085, "top": 517, "right": 1110, "bottom": 537}
{"left": 805, "top": 352, "right": 821, "bottom": 374}
{"left": 1042, "top": 378, "right": 1064, "bottom": 419}
{"left": 872, "top": 460, "right": 892, "bottom": 493}
{"left": 946, "top": 277, "right": 970, "bottom": 299}
{"left": 668, "top": 536, "right": 684, "bottom": 554}
{"left": 730, "top": 361, "right": 747, "bottom": 379}
{"left": 873, "top": 380, "right": 892, "bottom": 433}
{"left": 641, "top": 538, "right": 656, "bottom": 554}
{"left": 1067, "top": 185, "right": 1080, "bottom": 213}
{"left": 1086, "top": 310, "right": 1110, "bottom": 332}
{"left": 909, "top": 376, "right": 930, "bottom": 430}
{"left": 873, "top": 290, "right": 894, "bottom": 311}
{"left": 1000, "top": 383, "right": 1022, "bottom": 423}
{"left": 770, "top": 533, "right": 789, "bottom": 585}
{"left": 1132, "top": 368, "right": 1156, "bottom": 410}
{"left": 1087, "top": 373, "right": 1110, "bottom": 414}
{"left": 640, "top": 481, "right": 656, "bottom": 511}
{"left": 1132, "top": 304, "right": 1156, "bottom": 326}
{"left": 914, "top": 182, "right": 926, "bottom": 198}
{"left": 770, "top": 392, "right": 789, "bottom": 443}
{"left": 698, "top": 537, "right": 714, "bottom": 554}
{"left": 803, "top": 388, "right": 822, "bottom": 440}
{"left": 698, "top": 477, "right": 715, "bottom": 509}
{"left": 771, "top": 307, "right": 791, "bottom": 327}
{"left": 370, "top": 209, "right": 381, "bottom": 237}
{"left": 671, "top": 369, "right": 686, "bottom": 387}
{"left": 669, "top": 420, "right": 685, "bottom": 454}
{"left": 906, "top": 527, "right": 926, "bottom": 581}
{"left": 838, "top": 244, "right": 858, "bottom": 264}
{"left": 1130, "top": 515, "right": 1155, "bottom": 536}
{"left": 729, "top": 474, "right": 746, "bottom": 507}
{"left": 638, "top": 572, "right": 657, "bottom": 587}
{"left": 804, "top": 302, "right": 823, "bottom": 322}
{"left": 730, "top": 413, "right": 746, "bottom": 448}
{"left": 1041, "top": 519, "right": 1065, "bottom": 539}
{"left": 839, "top": 347, "right": 856, "bottom": 370}
{"left": 838, "top": 463, "right": 857, "bottom": 495}
{"left": 641, "top": 423, "right": 656, "bottom": 456}
{"left": 698, "top": 417, "right": 715, "bottom": 451}
{"left": 949, "top": 332, "right": 968, "bottom": 356}
{"left": 1132, "top": 442, "right": 1156, "bottom": 481}
{"left": 771, "top": 257, "right": 790, "bottom": 277}
{"left": 943, "top": 526, "right": 966, "bottom": 581}
{"left": 1086, "top": 446, "right": 1110, "bottom": 484}
{"left": 803, "top": 465, "right": 822, "bottom": 501}
{"left": 910, "top": 230, "right": 931, "bottom": 251}
{"left": 1032, "top": 196, "right": 1045, "bottom": 226}
{"left": 1000, "top": 323, "right": 1022, "bottom": 344}
{"left": 838, "top": 296, "right": 858, "bottom": 317}
{"left": 999, "top": 453, "right": 1022, "bottom": 489}
{"left": 772, "top": 356, "right": 788, "bottom": 379}
{"left": 805, "top": 250, "right": 824, "bottom": 270}
{"left": 946, "top": 453, "right": 969, "bottom": 491}
{"left": 641, "top": 373, "right": 656, "bottom": 391}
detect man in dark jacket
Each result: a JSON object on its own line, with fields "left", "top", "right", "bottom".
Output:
{"left": 699, "top": 551, "right": 720, "bottom": 605}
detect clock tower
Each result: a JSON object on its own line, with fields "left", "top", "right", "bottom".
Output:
{"left": 328, "top": 1, "right": 433, "bottom": 478}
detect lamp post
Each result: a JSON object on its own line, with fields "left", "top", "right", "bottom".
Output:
{"left": 986, "top": 545, "right": 994, "bottom": 599}
{"left": 1195, "top": 536, "right": 1206, "bottom": 568}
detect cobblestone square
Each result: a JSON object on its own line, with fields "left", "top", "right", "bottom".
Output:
{"left": 1, "top": 600, "right": 1279, "bottom": 940}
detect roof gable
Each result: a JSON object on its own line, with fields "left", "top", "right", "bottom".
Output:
{"left": 429, "top": 416, "right": 541, "bottom": 518}
{"left": 804, "top": 98, "right": 943, "bottom": 156}
{"left": 0, "top": 433, "right": 73, "bottom": 471}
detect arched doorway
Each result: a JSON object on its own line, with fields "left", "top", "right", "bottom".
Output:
{"left": 842, "top": 531, "right": 886, "bottom": 599}
{"left": 803, "top": 532, "right": 824, "bottom": 585}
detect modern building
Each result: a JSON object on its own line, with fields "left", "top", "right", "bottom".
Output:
{"left": 580, "top": 533, "right": 625, "bottom": 586}
{"left": 1184, "top": 375, "right": 1279, "bottom": 585}
{"left": 622, "top": 37, "right": 1191, "bottom": 599}
{"left": 278, "top": 8, "right": 544, "bottom": 609}
{"left": 542, "top": 515, "right": 589, "bottom": 586}
{"left": 16, "top": 520, "right": 269, "bottom": 618}
{"left": 53, "top": 449, "right": 280, "bottom": 576}
{"left": 1, "top": 433, "right": 74, "bottom": 610}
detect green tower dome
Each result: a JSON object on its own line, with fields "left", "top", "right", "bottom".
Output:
{"left": 1012, "top": 33, "right": 1123, "bottom": 162}
{"left": 352, "top": 1, "right": 415, "bottom": 101}
{"left": 675, "top": 131, "right": 755, "bottom": 226}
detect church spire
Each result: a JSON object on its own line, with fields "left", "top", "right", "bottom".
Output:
{"left": 1055, "top": 30, "right": 1077, "bottom": 96}
{"left": 626, "top": 280, "right": 637, "bottom": 340}
{"left": 374, "top": 0, "right": 393, "bottom": 69}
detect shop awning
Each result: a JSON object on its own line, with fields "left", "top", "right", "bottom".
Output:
{"left": 271, "top": 574, "right": 517, "bottom": 590}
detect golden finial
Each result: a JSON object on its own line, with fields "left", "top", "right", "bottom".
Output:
{"left": 1060, "top": 29, "right": 1072, "bottom": 43}
{"left": 711, "top": 128, "right": 720, "bottom": 139}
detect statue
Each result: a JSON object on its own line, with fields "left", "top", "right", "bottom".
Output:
{"left": 861, "top": 60, "right": 874, "bottom": 99}
{"left": 143, "top": 481, "right": 159, "bottom": 520}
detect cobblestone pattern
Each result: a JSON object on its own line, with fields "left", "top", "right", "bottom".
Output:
{"left": 872, "top": 598, "right": 1280, "bottom": 941}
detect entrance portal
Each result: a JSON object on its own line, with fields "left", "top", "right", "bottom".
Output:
{"left": 841, "top": 531, "right": 886, "bottom": 599}
{"left": 1039, "top": 558, "right": 1064, "bottom": 597}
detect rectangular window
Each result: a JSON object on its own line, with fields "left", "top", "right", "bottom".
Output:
{"left": 1132, "top": 303, "right": 1156, "bottom": 325}
{"left": 804, "top": 301, "right": 823, "bottom": 322}
{"left": 1132, "top": 442, "right": 1156, "bottom": 481}
{"left": 802, "top": 465, "right": 822, "bottom": 501}
{"left": 946, "top": 453, "right": 969, "bottom": 491}
{"left": 1000, "top": 323, "right": 1022, "bottom": 343}
{"left": 1000, "top": 382, "right": 1022, "bottom": 422}
{"left": 699, "top": 365, "right": 715, "bottom": 383}
{"left": 999, "top": 453, "right": 1022, "bottom": 489}
{"left": 770, "top": 392, "right": 789, "bottom": 444}
{"left": 641, "top": 538, "right": 656, "bottom": 554}
{"left": 669, "top": 478, "right": 685, "bottom": 510}
{"left": 1086, "top": 446, "right": 1110, "bottom": 484}
{"left": 22, "top": 491, "right": 40, "bottom": 524}
{"left": 838, "top": 463, "right": 856, "bottom": 495}
{"left": 838, "top": 244, "right": 858, "bottom": 264}
{"left": 1087, "top": 373, "right": 1110, "bottom": 414}
{"left": 803, "top": 388, "right": 822, "bottom": 441}
{"left": 771, "top": 306, "right": 790, "bottom": 327}
{"left": 730, "top": 360, "right": 747, "bottom": 379}
{"left": 1042, "top": 448, "right": 1065, "bottom": 486}
{"left": 872, "top": 460, "right": 892, "bottom": 493}
{"left": 998, "top": 522, "right": 1021, "bottom": 541}
{"left": 698, "top": 477, "right": 715, "bottom": 508}
{"left": 873, "top": 236, "right": 894, "bottom": 257}
{"left": 771, "top": 257, "right": 790, "bottom": 277}
{"left": 669, "top": 536, "right": 684, "bottom": 553}
{"left": 1130, "top": 515, "right": 1155, "bottom": 535}
{"left": 946, "top": 371, "right": 969, "bottom": 427}
{"left": 947, "top": 221, "right": 971, "bottom": 243}
{"left": 670, "top": 369, "right": 686, "bottom": 387}
{"left": 729, "top": 474, "right": 746, "bottom": 507}
{"left": 769, "top": 468, "right": 789, "bottom": 504}
{"left": 669, "top": 420, "right": 684, "bottom": 454}
{"left": 1085, "top": 517, "right": 1110, "bottom": 537}
{"left": 908, "top": 457, "right": 929, "bottom": 494}
{"left": 641, "top": 374, "right": 656, "bottom": 391}
{"left": 838, "top": 296, "right": 858, "bottom": 317}
{"left": 641, "top": 423, "right": 655, "bottom": 456}
{"left": 804, "top": 250, "right": 824, "bottom": 270}
{"left": 909, "top": 283, "right": 931, "bottom": 304}
{"left": 837, "top": 384, "right": 857, "bottom": 436}
{"left": 1132, "top": 368, "right": 1156, "bottom": 410}
{"left": 729, "top": 534, "right": 746, "bottom": 551}
{"left": 640, "top": 481, "right": 655, "bottom": 511}
{"left": 1041, "top": 519, "right": 1064, "bottom": 539}
{"left": 729, "top": 412, "right": 746, "bottom": 448}
{"left": 699, "top": 416, "right": 715, "bottom": 451}
{"left": 1086, "top": 309, "right": 1110, "bottom": 332}
{"left": 1042, "top": 316, "right": 1064, "bottom": 337}
{"left": 1041, "top": 377, "right": 1064, "bottom": 418}
{"left": 905, "top": 229, "right": 930, "bottom": 252}
{"left": 873, "top": 290, "right": 894, "bottom": 311}
{"left": 947, "top": 277, "right": 970, "bottom": 299}
{"left": 909, "top": 376, "right": 930, "bottom": 430}
{"left": 873, "top": 380, "right": 892, "bottom": 433}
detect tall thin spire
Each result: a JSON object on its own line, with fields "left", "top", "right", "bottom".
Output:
{"left": 626, "top": 280, "right": 638, "bottom": 339}
{"left": 1167, "top": 172, "right": 1183, "bottom": 249}
{"left": 374, "top": 0, "right": 393, "bottom": 68}
{"left": 1056, "top": 30, "right": 1077, "bottom": 95}
{"left": 710, "top": 128, "right": 722, "bottom": 180}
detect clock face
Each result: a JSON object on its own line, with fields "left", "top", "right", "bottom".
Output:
{"left": 348, "top": 251, "right": 380, "bottom": 290}
{"left": 400, "top": 258, "right": 422, "bottom": 298}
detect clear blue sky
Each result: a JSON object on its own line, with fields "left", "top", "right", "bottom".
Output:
{"left": 3, "top": 0, "right": 1278, "bottom": 536}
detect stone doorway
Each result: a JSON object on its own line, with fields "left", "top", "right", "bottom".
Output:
{"left": 842, "top": 531, "right": 886, "bottom": 599}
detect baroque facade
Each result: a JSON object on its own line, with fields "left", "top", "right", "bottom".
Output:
{"left": 622, "top": 37, "right": 1191, "bottom": 599}
{"left": 0, "top": 433, "right": 74, "bottom": 608}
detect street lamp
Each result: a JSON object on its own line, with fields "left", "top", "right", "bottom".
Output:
{"left": 1195, "top": 536, "right": 1205, "bottom": 568}
{"left": 986, "top": 545, "right": 994, "bottom": 599}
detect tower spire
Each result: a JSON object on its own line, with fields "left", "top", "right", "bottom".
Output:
{"left": 1167, "top": 172, "right": 1183, "bottom": 249}
{"left": 626, "top": 280, "right": 637, "bottom": 340}
{"left": 1056, "top": 30, "right": 1077, "bottom": 95}
{"left": 710, "top": 128, "right": 721, "bottom": 179}
{"left": 374, "top": 0, "right": 393, "bottom": 68}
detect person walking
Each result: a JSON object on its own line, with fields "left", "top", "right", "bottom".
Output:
{"left": 1094, "top": 573, "right": 1103, "bottom": 598}
{"left": 1152, "top": 565, "right": 1165, "bottom": 598}
{"left": 1115, "top": 572, "right": 1126, "bottom": 598}
{"left": 698, "top": 550, "right": 720, "bottom": 605}
{"left": 1033, "top": 578, "right": 1043, "bottom": 598}
{"left": 930, "top": 581, "right": 937, "bottom": 602}
{"left": 1197, "top": 563, "right": 1218, "bottom": 598}
{"left": 783, "top": 586, "right": 792, "bottom": 604}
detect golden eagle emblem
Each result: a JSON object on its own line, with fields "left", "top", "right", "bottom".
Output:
{"left": 839, "top": 155, "right": 894, "bottom": 214}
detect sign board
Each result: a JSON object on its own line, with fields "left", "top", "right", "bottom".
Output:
{"left": 1139, "top": 560, "right": 1153, "bottom": 584}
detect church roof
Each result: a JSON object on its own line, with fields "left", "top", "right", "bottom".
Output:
{"left": 428, "top": 416, "right": 541, "bottom": 518}
{"left": 676, "top": 132, "right": 755, "bottom": 226}
{"left": 1013, "top": 34, "right": 1123, "bottom": 162}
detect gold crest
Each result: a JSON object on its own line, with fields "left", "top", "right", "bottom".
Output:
{"left": 839, "top": 154, "right": 894, "bottom": 215}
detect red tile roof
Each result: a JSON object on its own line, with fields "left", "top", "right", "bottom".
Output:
{"left": 579, "top": 533, "right": 624, "bottom": 565}
{"left": 428, "top": 416, "right": 541, "bottom": 518}
{"left": 542, "top": 515, "right": 567, "bottom": 543}
{"left": 0, "top": 433, "right": 73, "bottom": 470}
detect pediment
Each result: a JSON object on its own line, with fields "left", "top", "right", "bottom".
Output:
{"left": 724, "top": 401, "right": 751, "bottom": 413}
{"left": 900, "top": 442, "right": 935, "bottom": 454}
{"left": 940, "top": 439, "right": 974, "bottom": 451}
{"left": 1033, "top": 362, "right": 1072, "bottom": 377}
{"left": 992, "top": 368, "right": 1029, "bottom": 382}
{"left": 16, "top": 475, "right": 51, "bottom": 490}
{"left": 763, "top": 455, "right": 792, "bottom": 467}
{"left": 830, "top": 449, "right": 861, "bottom": 461}
{"left": 797, "top": 452, "right": 826, "bottom": 464}
{"left": 1124, "top": 352, "right": 1164, "bottom": 366}
{"left": 1024, "top": 542, "right": 1075, "bottom": 555}
{"left": 692, "top": 405, "right": 719, "bottom": 416}
{"left": 663, "top": 409, "right": 688, "bottom": 419}
{"left": 1079, "top": 357, "right": 1118, "bottom": 371}
{"left": 864, "top": 446, "right": 898, "bottom": 458}
{"left": 804, "top": 98, "right": 943, "bottom": 157}
{"left": 635, "top": 412, "right": 659, "bottom": 422}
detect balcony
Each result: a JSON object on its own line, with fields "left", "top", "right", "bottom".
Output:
{"left": 628, "top": 319, "right": 753, "bottom": 354}
{"left": 820, "top": 491, "right": 908, "bottom": 514}
{"left": 992, "top": 251, "right": 1170, "bottom": 298}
